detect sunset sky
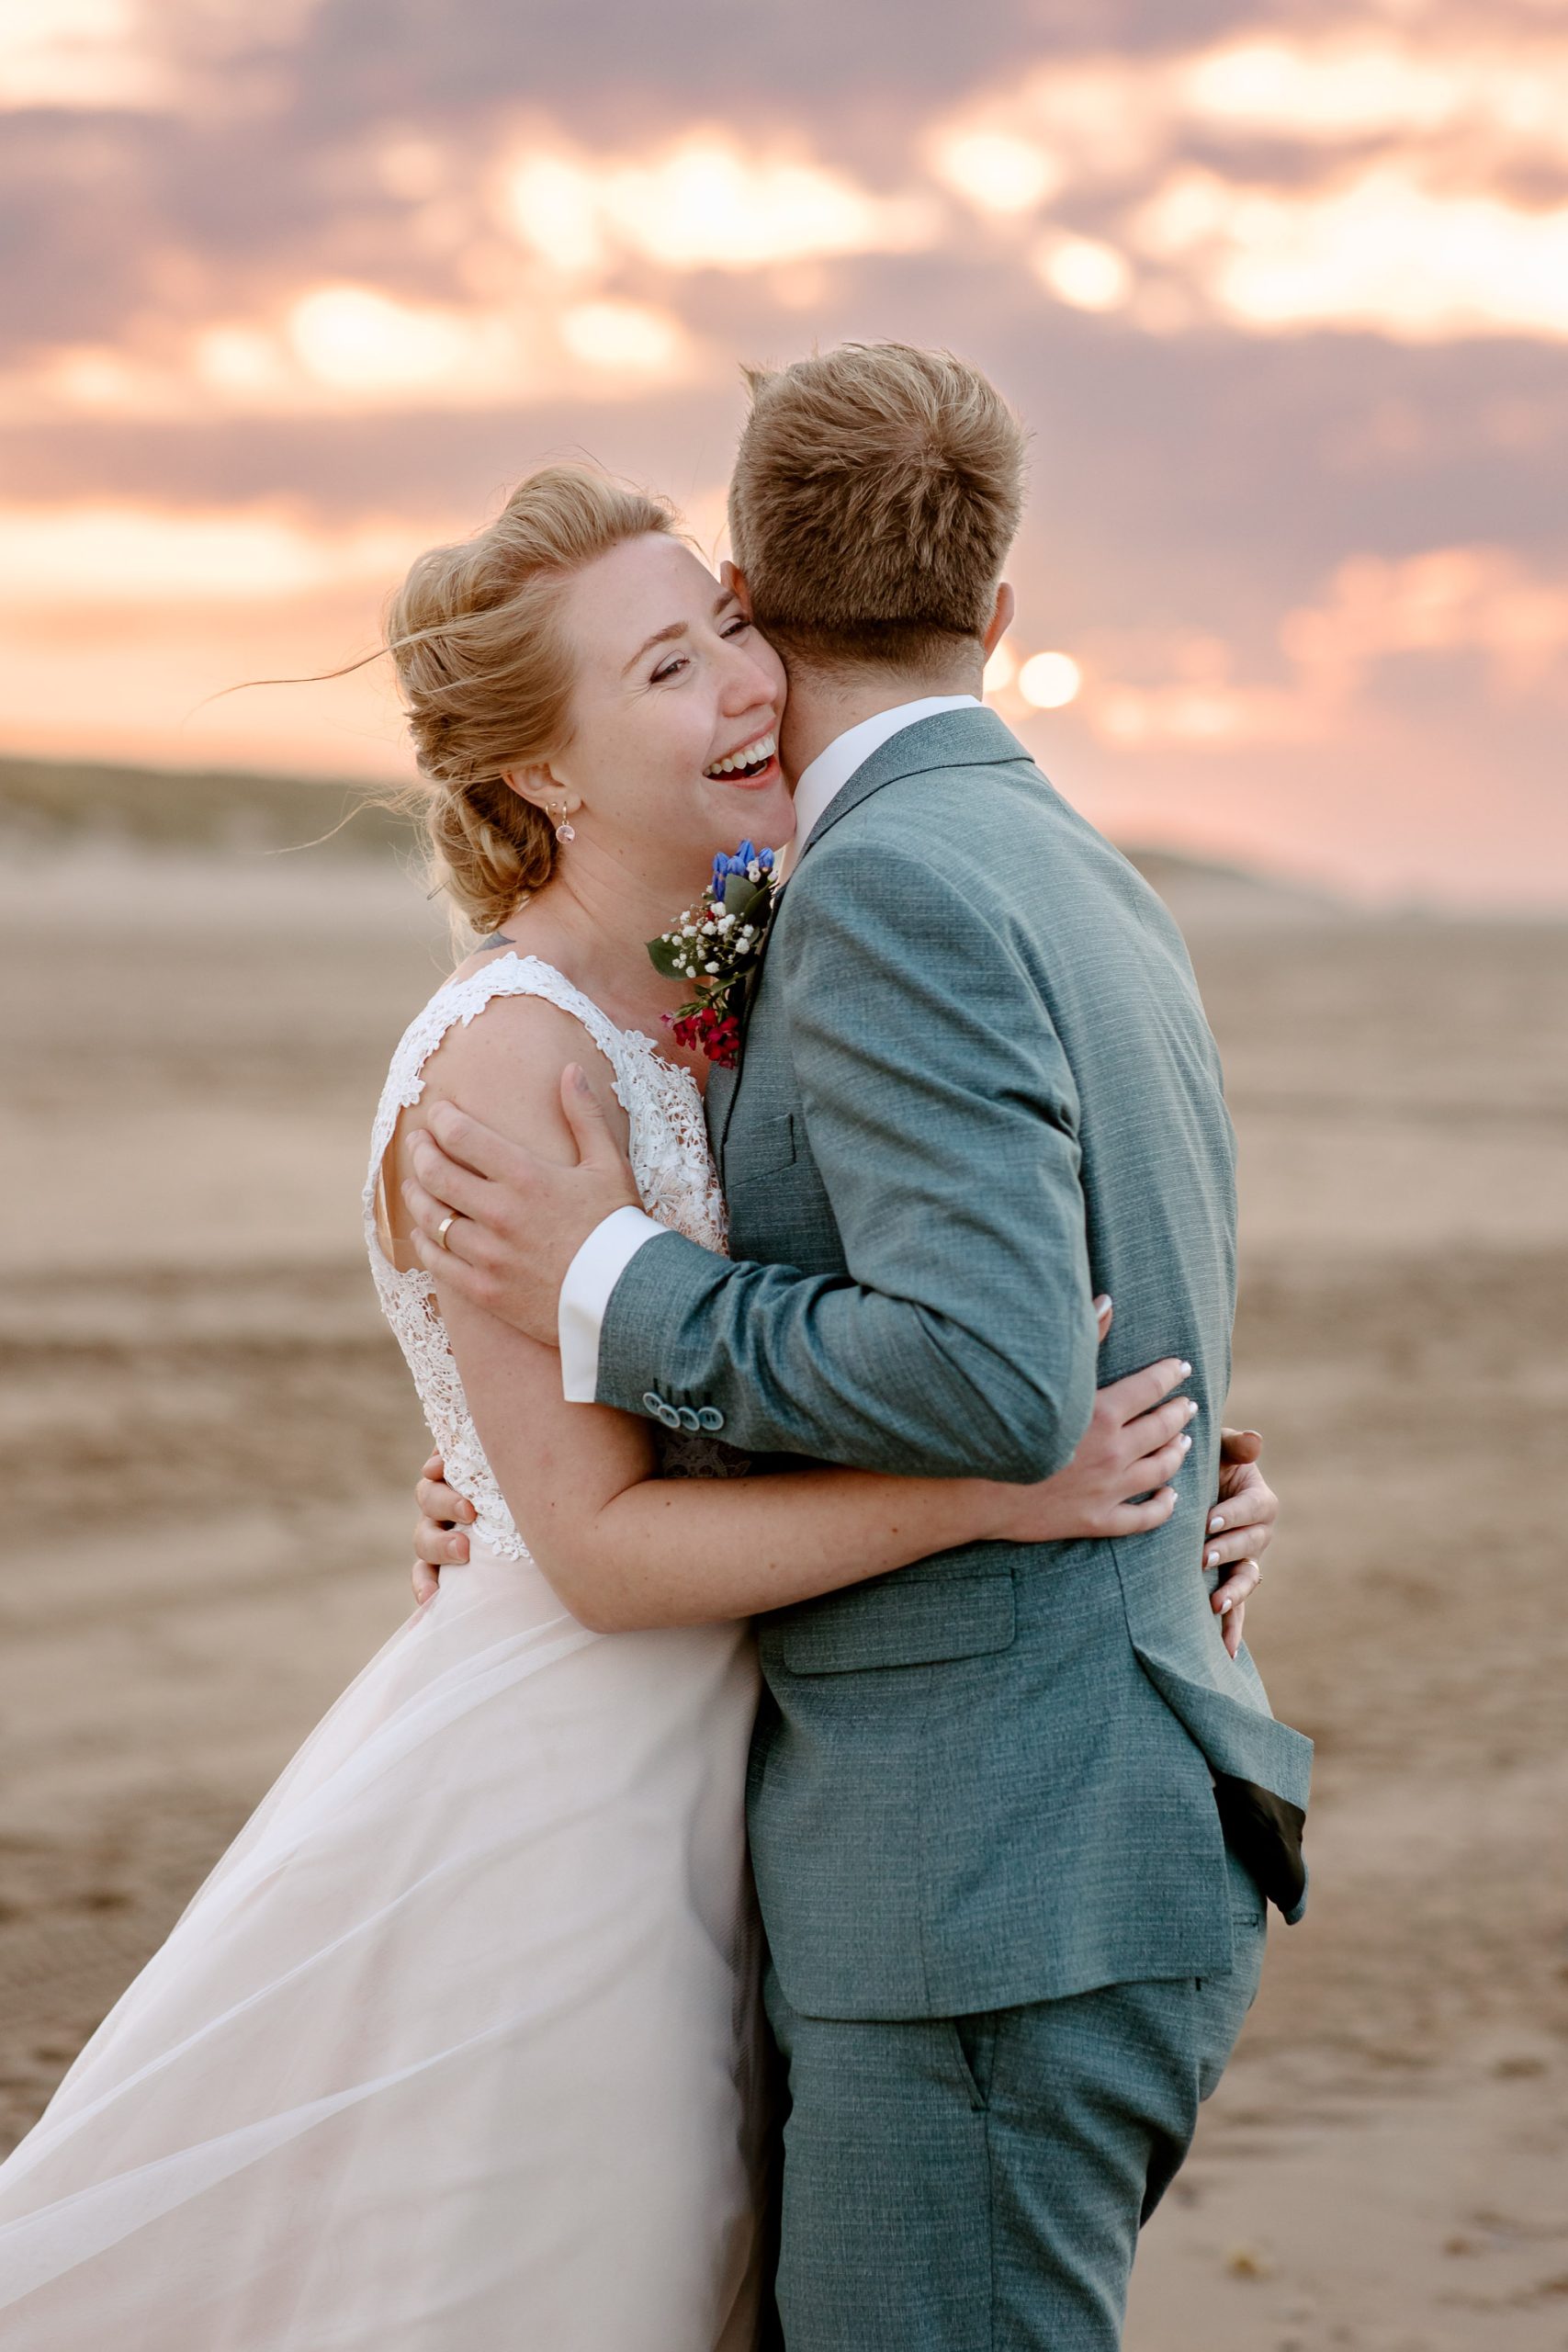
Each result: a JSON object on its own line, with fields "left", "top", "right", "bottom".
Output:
{"left": 3, "top": 0, "right": 1565, "bottom": 904}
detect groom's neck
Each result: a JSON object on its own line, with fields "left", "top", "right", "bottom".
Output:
{"left": 779, "top": 650, "right": 986, "bottom": 785}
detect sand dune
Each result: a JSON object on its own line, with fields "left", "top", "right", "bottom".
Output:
{"left": 3, "top": 837, "right": 1566, "bottom": 2348}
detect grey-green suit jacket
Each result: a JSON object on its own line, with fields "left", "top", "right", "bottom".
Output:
{"left": 598, "top": 707, "right": 1311, "bottom": 2021}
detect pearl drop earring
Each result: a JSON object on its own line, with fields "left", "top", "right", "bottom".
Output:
{"left": 552, "top": 801, "right": 576, "bottom": 843}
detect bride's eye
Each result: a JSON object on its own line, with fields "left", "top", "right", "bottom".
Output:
{"left": 723, "top": 616, "right": 751, "bottom": 638}
{"left": 651, "top": 654, "right": 689, "bottom": 683}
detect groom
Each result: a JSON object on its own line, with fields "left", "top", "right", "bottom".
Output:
{"left": 404, "top": 343, "right": 1312, "bottom": 2347}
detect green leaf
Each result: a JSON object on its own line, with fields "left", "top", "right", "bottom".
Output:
{"left": 722, "top": 875, "right": 769, "bottom": 921}
{"left": 646, "top": 934, "right": 688, "bottom": 979}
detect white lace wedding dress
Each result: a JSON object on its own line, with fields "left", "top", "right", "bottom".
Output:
{"left": 0, "top": 955, "right": 766, "bottom": 2350}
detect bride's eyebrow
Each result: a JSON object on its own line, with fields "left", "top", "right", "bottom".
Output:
{"left": 620, "top": 592, "right": 735, "bottom": 676}
{"left": 621, "top": 620, "right": 685, "bottom": 674}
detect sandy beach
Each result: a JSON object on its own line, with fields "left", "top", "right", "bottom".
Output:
{"left": 3, "top": 840, "right": 1566, "bottom": 2349}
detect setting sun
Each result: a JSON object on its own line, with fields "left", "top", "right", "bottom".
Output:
{"left": 1018, "top": 651, "right": 1083, "bottom": 709}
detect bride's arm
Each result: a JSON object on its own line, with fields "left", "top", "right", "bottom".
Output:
{"left": 450, "top": 1296, "right": 1190, "bottom": 1635}
{"left": 415, "top": 1411, "right": 1274, "bottom": 1647}
{"left": 387, "top": 993, "right": 1194, "bottom": 1634}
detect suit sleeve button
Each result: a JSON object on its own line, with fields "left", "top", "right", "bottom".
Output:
{"left": 696, "top": 1407, "right": 725, "bottom": 1432}
{"left": 658, "top": 1403, "right": 682, "bottom": 1430}
{"left": 641, "top": 1391, "right": 664, "bottom": 1415}
{"left": 676, "top": 1406, "right": 701, "bottom": 1431}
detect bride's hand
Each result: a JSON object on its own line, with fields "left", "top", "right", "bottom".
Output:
{"left": 981, "top": 1327, "right": 1196, "bottom": 1551}
{"left": 979, "top": 1301, "right": 1275, "bottom": 1659}
{"left": 412, "top": 1452, "right": 474, "bottom": 1603}
{"left": 1202, "top": 1430, "right": 1276, "bottom": 1658}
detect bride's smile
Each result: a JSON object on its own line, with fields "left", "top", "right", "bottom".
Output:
{"left": 702, "top": 728, "right": 779, "bottom": 786}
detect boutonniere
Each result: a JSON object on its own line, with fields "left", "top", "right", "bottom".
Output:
{"left": 647, "top": 841, "right": 780, "bottom": 1069}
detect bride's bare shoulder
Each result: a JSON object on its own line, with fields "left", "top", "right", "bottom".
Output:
{"left": 382, "top": 973, "right": 628, "bottom": 1267}
{"left": 430, "top": 977, "right": 624, "bottom": 1137}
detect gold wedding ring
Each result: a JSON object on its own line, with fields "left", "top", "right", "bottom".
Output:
{"left": 436, "top": 1214, "right": 457, "bottom": 1251}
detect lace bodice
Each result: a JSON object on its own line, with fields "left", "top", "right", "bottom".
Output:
{"left": 364, "top": 955, "right": 729, "bottom": 1562}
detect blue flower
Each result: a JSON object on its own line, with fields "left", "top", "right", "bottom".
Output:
{"left": 710, "top": 841, "right": 775, "bottom": 894}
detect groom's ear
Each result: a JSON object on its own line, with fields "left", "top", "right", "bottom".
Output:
{"left": 982, "top": 581, "right": 1016, "bottom": 659}
{"left": 721, "top": 560, "right": 753, "bottom": 615}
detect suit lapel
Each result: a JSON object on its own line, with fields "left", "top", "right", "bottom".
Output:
{"left": 709, "top": 907, "right": 772, "bottom": 1166}
{"left": 705, "top": 1057, "right": 739, "bottom": 1162}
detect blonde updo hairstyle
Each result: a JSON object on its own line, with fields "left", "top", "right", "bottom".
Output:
{"left": 388, "top": 465, "right": 678, "bottom": 935}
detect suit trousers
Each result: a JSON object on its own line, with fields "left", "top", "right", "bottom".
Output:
{"left": 764, "top": 1848, "right": 1267, "bottom": 2351}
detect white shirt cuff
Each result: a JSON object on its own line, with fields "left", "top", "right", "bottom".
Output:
{"left": 558, "top": 1204, "right": 667, "bottom": 1402}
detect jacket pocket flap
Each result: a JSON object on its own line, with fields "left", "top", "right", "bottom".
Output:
{"left": 725, "top": 1110, "right": 796, "bottom": 1181}
{"left": 772, "top": 1573, "right": 1016, "bottom": 1675}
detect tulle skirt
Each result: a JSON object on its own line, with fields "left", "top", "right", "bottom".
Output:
{"left": 0, "top": 1539, "right": 766, "bottom": 2349}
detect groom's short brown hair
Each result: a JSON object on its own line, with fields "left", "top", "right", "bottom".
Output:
{"left": 728, "top": 343, "right": 1027, "bottom": 672}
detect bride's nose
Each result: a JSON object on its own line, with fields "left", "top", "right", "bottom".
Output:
{"left": 717, "top": 640, "right": 779, "bottom": 719}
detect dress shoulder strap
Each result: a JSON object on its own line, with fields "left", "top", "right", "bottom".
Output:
{"left": 362, "top": 954, "right": 635, "bottom": 1254}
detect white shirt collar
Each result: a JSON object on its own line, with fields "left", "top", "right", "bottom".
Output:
{"left": 783, "top": 695, "right": 981, "bottom": 871}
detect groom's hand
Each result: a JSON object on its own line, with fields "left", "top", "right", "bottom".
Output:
{"left": 402, "top": 1067, "right": 640, "bottom": 1344}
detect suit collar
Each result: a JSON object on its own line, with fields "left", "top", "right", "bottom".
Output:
{"left": 788, "top": 695, "right": 981, "bottom": 851}
{"left": 795, "top": 703, "right": 1029, "bottom": 870}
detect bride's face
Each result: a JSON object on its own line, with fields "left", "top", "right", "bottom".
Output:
{"left": 542, "top": 533, "right": 794, "bottom": 865}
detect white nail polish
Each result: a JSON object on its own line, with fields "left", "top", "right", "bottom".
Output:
{"left": 1179, "top": 1433, "right": 1192, "bottom": 1453}
{"left": 1209, "top": 1512, "right": 1224, "bottom": 1533}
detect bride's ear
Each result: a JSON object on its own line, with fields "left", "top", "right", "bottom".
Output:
{"left": 501, "top": 765, "right": 580, "bottom": 821}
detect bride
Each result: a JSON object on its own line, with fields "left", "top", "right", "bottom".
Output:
{"left": 0, "top": 466, "right": 1269, "bottom": 2348}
